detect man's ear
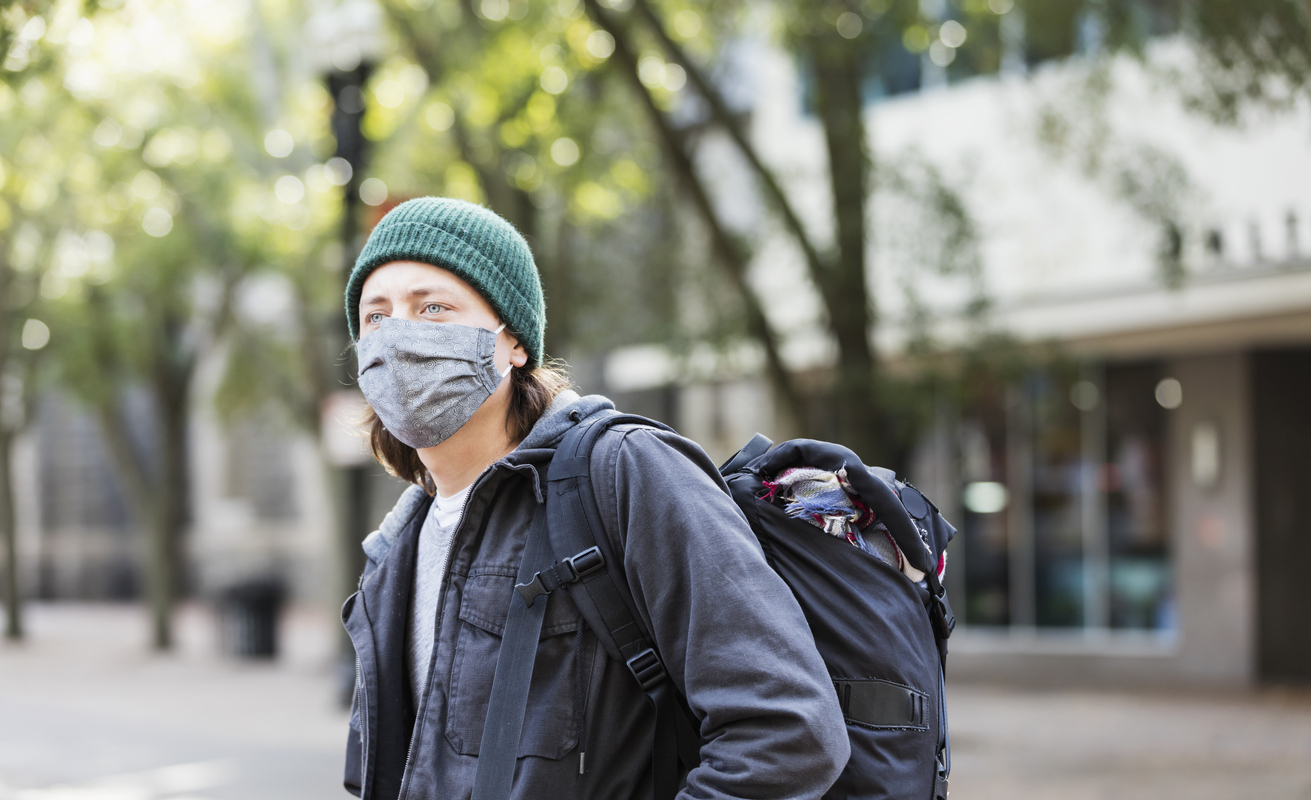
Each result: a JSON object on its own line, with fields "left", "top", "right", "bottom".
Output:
{"left": 509, "top": 339, "right": 528, "bottom": 368}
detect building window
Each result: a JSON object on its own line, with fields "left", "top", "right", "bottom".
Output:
{"left": 955, "top": 361, "right": 1173, "bottom": 632}
{"left": 957, "top": 382, "right": 1012, "bottom": 626}
{"left": 1031, "top": 370, "right": 1087, "bottom": 627}
{"left": 1104, "top": 363, "right": 1172, "bottom": 630}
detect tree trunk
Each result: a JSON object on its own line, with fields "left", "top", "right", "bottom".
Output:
{"left": 142, "top": 494, "right": 174, "bottom": 650}
{"left": 628, "top": 4, "right": 886, "bottom": 461}
{"left": 107, "top": 402, "right": 188, "bottom": 653}
{"left": 91, "top": 346, "right": 194, "bottom": 650}
{"left": 809, "top": 35, "right": 882, "bottom": 465}
{"left": 155, "top": 371, "right": 192, "bottom": 649}
{"left": 0, "top": 255, "right": 21, "bottom": 640}
{"left": 94, "top": 399, "right": 169, "bottom": 647}
{"left": 1, "top": 426, "right": 21, "bottom": 641}
{"left": 95, "top": 397, "right": 181, "bottom": 651}
{"left": 529, "top": 204, "right": 575, "bottom": 361}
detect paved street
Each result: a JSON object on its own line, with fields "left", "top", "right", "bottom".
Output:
{"left": 2, "top": 603, "right": 1309, "bottom": 799}
{"left": 0, "top": 603, "right": 349, "bottom": 800}
{"left": 947, "top": 681, "right": 1311, "bottom": 799}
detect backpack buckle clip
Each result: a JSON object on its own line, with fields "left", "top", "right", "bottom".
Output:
{"left": 515, "top": 547, "right": 607, "bottom": 608}
{"left": 930, "top": 586, "right": 956, "bottom": 641}
{"left": 515, "top": 575, "right": 550, "bottom": 608}
{"left": 934, "top": 752, "right": 950, "bottom": 798}
{"left": 625, "top": 647, "right": 667, "bottom": 691}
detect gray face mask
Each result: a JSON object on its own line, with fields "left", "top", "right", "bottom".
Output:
{"left": 355, "top": 317, "right": 512, "bottom": 449}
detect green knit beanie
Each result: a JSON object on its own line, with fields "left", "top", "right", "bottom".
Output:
{"left": 345, "top": 197, "right": 546, "bottom": 366}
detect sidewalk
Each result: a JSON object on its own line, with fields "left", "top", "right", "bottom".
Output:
{"left": 0, "top": 602, "right": 349, "bottom": 800}
{"left": 2, "top": 602, "right": 1309, "bottom": 799}
{"left": 947, "top": 679, "right": 1311, "bottom": 800}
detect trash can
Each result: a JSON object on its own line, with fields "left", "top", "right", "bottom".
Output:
{"left": 218, "top": 578, "right": 286, "bottom": 659}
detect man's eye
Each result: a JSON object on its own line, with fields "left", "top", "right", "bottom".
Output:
{"left": 424, "top": 303, "right": 445, "bottom": 314}
{"left": 366, "top": 312, "right": 385, "bottom": 324}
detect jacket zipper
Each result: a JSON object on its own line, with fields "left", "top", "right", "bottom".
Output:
{"left": 396, "top": 465, "right": 497, "bottom": 800}
{"left": 357, "top": 653, "right": 369, "bottom": 792}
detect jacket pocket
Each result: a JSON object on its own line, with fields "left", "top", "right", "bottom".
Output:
{"left": 445, "top": 568, "right": 587, "bottom": 760}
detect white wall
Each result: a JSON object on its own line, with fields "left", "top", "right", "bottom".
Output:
{"left": 738, "top": 40, "right": 1311, "bottom": 357}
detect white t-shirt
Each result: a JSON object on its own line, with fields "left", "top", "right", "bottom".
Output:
{"left": 406, "top": 484, "right": 471, "bottom": 708}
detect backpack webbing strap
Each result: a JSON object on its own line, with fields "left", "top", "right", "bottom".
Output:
{"left": 926, "top": 554, "right": 954, "bottom": 798}
{"left": 934, "top": 663, "right": 951, "bottom": 800}
{"left": 546, "top": 413, "right": 701, "bottom": 798}
{"left": 717, "top": 432, "right": 773, "bottom": 475}
{"left": 470, "top": 502, "right": 554, "bottom": 800}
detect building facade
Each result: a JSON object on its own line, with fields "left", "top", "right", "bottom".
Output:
{"left": 602, "top": 34, "right": 1311, "bottom": 686}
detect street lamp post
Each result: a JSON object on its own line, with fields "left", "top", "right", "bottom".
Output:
{"left": 306, "top": 0, "right": 384, "bottom": 704}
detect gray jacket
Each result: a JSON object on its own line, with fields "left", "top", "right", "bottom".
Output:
{"left": 343, "top": 392, "right": 849, "bottom": 799}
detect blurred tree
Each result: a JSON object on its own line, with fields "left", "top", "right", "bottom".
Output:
{"left": 207, "top": 1, "right": 365, "bottom": 651}
{"left": 576, "top": 0, "right": 1311, "bottom": 463}
{"left": 221, "top": 0, "right": 699, "bottom": 417}
{"left": 34, "top": 6, "right": 239, "bottom": 649}
{"left": 1, "top": 0, "right": 343, "bottom": 649}
{"left": 372, "top": 0, "right": 691, "bottom": 361}
{"left": 577, "top": 0, "right": 947, "bottom": 464}
{"left": 349, "top": 0, "right": 991, "bottom": 462}
{"left": 1181, "top": 0, "right": 1311, "bottom": 120}
{"left": 0, "top": 0, "right": 74, "bottom": 641}
{"left": 1003, "top": 0, "right": 1311, "bottom": 121}
{"left": 3, "top": 0, "right": 1303, "bottom": 647}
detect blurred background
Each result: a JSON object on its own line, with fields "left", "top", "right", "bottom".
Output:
{"left": 2, "top": 0, "right": 1310, "bottom": 797}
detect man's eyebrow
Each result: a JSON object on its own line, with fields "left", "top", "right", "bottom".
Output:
{"left": 360, "top": 285, "right": 461, "bottom": 308}
{"left": 404, "top": 285, "right": 462, "bottom": 302}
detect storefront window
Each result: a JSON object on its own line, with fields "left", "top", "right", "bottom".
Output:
{"left": 1105, "top": 364, "right": 1173, "bottom": 630}
{"left": 1030, "top": 371, "right": 1086, "bottom": 627}
{"left": 955, "top": 361, "right": 1174, "bottom": 633}
{"left": 959, "top": 409, "right": 1010, "bottom": 626}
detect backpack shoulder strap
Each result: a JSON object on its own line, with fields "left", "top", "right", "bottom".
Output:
{"left": 541, "top": 413, "right": 700, "bottom": 798}
{"left": 471, "top": 501, "right": 554, "bottom": 800}
{"left": 717, "top": 432, "right": 774, "bottom": 476}
{"left": 543, "top": 413, "right": 664, "bottom": 666}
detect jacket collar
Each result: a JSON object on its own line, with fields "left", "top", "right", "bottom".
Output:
{"left": 360, "top": 391, "right": 616, "bottom": 565}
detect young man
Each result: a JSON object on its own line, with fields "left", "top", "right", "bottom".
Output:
{"left": 341, "top": 197, "right": 848, "bottom": 799}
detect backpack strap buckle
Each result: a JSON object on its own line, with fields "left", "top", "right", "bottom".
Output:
{"left": 934, "top": 752, "right": 950, "bottom": 798}
{"left": 515, "top": 547, "right": 606, "bottom": 608}
{"left": 566, "top": 546, "right": 606, "bottom": 580}
{"left": 930, "top": 587, "right": 956, "bottom": 641}
{"left": 625, "top": 647, "right": 667, "bottom": 691}
{"left": 925, "top": 572, "right": 956, "bottom": 642}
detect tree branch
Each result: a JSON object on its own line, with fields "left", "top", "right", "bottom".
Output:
{"left": 583, "top": 0, "right": 804, "bottom": 429}
{"left": 631, "top": 0, "right": 832, "bottom": 281}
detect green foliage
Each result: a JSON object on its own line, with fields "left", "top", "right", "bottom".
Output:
{"left": 358, "top": 0, "right": 723, "bottom": 360}
{"left": 375, "top": 0, "right": 666, "bottom": 224}
{"left": 1176, "top": 0, "right": 1311, "bottom": 121}
{"left": 4, "top": 0, "right": 1307, "bottom": 437}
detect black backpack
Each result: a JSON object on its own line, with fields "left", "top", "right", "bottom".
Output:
{"left": 472, "top": 414, "right": 957, "bottom": 800}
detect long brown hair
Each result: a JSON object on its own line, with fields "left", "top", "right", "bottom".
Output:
{"left": 364, "top": 360, "right": 572, "bottom": 494}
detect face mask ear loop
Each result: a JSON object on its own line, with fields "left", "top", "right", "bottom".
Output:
{"left": 493, "top": 323, "right": 512, "bottom": 379}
